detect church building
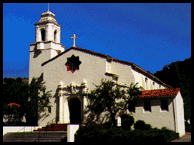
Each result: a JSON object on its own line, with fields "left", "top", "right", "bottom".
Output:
{"left": 29, "top": 10, "right": 185, "bottom": 136}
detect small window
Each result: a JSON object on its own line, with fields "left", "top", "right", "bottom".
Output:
{"left": 41, "top": 29, "right": 45, "bottom": 41}
{"left": 145, "top": 78, "right": 148, "bottom": 90}
{"left": 144, "top": 100, "right": 151, "bottom": 112}
{"left": 153, "top": 82, "right": 155, "bottom": 89}
{"left": 161, "top": 99, "right": 168, "bottom": 111}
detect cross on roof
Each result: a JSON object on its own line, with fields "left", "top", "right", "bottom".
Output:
{"left": 70, "top": 34, "right": 78, "bottom": 47}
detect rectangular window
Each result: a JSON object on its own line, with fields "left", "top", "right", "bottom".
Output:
{"left": 144, "top": 100, "right": 151, "bottom": 112}
{"left": 153, "top": 82, "right": 155, "bottom": 89}
{"left": 145, "top": 78, "right": 148, "bottom": 90}
{"left": 161, "top": 99, "right": 168, "bottom": 111}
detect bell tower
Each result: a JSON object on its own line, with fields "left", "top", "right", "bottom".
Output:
{"left": 29, "top": 9, "right": 65, "bottom": 82}
{"left": 34, "top": 10, "right": 62, "bottom": 44}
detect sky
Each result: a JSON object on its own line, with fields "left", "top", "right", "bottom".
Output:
{"left": 3, "top": 3, "right": 191, "bottom": 79}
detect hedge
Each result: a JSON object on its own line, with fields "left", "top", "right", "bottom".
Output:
{"left": 74, "top": 123, "right": 179, "bottom": 142}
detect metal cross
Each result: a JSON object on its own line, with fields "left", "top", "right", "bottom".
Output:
{"left": 70, "top": 34, "right": 78, "bottom": 47}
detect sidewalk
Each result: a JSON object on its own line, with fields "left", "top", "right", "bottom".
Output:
{"left": 171, "top": 132, "right": 191, "bottom": 142}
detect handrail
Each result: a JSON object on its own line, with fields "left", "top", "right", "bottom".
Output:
{"left": 11, "top": 117, "right": 57, "bottom": 142}
{"left": 36, "top": 117, "right": 56, "bottom": 142}
{"left": 12, "top": 126, "right": 25, "bottom": 142}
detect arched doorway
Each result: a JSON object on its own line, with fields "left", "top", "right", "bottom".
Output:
{"left": 69, "top": 98, "right": 81, "bottom": 124}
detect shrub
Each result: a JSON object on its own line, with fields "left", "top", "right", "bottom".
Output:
{"left": 74, "top": 121, "right": 179, "bottom": 142}
{"left": 145, "top": 123, "right": 152, "bottom": 130}
{"left": 134, "top": 120, "right": 152, "bottom": 131}
{"left": 75, "top": 123, "right": 127, "bottom": 143}
{"left": 134, "top": 120, "right": 146, "bottom": 130}
{"left": 121, "top": 113, "right": 134, "bottom": 130}
{"left": 75, "top": 123, "right": 100, "bottom": 142}
{"left": 185, "top": 121, "right": 191, "bottom": 132}
{"left": 160, "top": 127, "right": 179, "bottom": 142}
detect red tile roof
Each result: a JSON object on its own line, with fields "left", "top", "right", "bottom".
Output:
{"left": 138, "top": 88, "right": 180, "bottom": 98}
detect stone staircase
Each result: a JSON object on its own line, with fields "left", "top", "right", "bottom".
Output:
{"left": 3, "top": 124, "right": 68, "bottom": 142}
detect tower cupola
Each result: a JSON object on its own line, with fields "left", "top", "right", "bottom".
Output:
{"left": 34, "top": 10, "right": 62, "bottom": 44}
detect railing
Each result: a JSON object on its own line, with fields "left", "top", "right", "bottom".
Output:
{"left": 36, "top": 117, "right": 56, "bottom": 142}
{"left": 12, "top": 126, "right": 40, "bottom": 142}
{"left": 12, "top": 127, "right": 26, "bottom": 142}
{"left": 11, "top": 117, "right": 57, "bottom": 142}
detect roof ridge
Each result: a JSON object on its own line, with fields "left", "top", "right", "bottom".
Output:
{"left": 41, "top": 47, "right": 171, "bottom": 88}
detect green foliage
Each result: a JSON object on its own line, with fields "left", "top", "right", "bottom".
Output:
{"left": 185, "top": 121, "right": 191, "bottom": 132}
{"left": 82, "top": 79, "right": 142, "bottom": 127}
{"left": 74, "top": 123, "right": 126, "bottom": 143}
{"left": 154, "top": 57, "right": 191, "bottom": 121}
{"left": 74, "top": 122, "right": 179, "bottom": 142}
{"left": 134, "top": 120, "right": 146, "bottom": 130}
{"left": 134, "top": 120, "right": 152, "bottom": 131}
{"left": 3, "top": 77, "right": 52, "bottom": 126}
{"left": 121, "top": 113, "right": 134, "bottom": 130}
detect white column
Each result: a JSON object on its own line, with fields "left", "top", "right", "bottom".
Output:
{"left": 35, "top": 26, "right": 40, "bottom": 42}
{"left": 58, "top": 81, "right": 64, "bottom": 123}
{"left": 57, "top": 27, "right": 61, "bottom": 43}
{"left": 64, "top": 96, "right": 70, "bottom": 123}
{"left": 59, "top": 89, "right": 64, "bottom": 123}
{"left": 46, "top": 24, "right": 53, "bottom": 41}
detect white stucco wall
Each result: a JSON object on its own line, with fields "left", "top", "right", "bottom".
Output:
{"left": 111, "top": 61, "right": 135, "bottom": 86}
{"left": 131, "top": 69, "right": 166, "bottom": 90}
{"left": 174, "top": 91, "right": 185, "bottom": 137}
{"left": 37, "top": 49, "right": 137, "bottom": 126}
{"left": 133, "top": 97, "right": 175, "bottom": 131}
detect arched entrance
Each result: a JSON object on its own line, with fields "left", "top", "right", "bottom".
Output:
{"left": 69, "top": 97, "right": 82, "bottom": 124}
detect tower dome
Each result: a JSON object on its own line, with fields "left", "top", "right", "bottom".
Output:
{"left": 34, "top": 10, "right": 61, "bottom": 27}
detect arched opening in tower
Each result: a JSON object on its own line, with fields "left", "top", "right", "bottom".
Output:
{"left": 41, "top": 29, "right": 45, "bottom": 41}
{"left": 54, "top": 30, "right": 57, "bottom": 42}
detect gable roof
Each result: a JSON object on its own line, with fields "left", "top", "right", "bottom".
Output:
{"left": 41, "top": 47, "right": 171, "bottom": 88}
{"left": 138, "top": 88, "right": 180, "bottom": 98}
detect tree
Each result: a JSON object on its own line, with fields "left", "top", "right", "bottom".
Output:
{"left": 154, "top": 57, "right": 191, "bottom": 121}
{"left": 24, "top": 77, "right": 52, "bottom": 125}
{"left": 3, "top": 77, "right": 29, "bottom": 124}
{"left": 82, "top": 79, "right": 142, "bottom": 127}
{"left": 3, "top": 77, "right": 52, "bottom": 126}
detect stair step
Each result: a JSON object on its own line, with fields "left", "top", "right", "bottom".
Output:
{"left": 3, "top": 132, "right": 67, "bottom": 142}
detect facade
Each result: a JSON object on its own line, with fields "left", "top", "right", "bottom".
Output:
{"left": 29, "top": 10, "right": 185, "bottom": 137}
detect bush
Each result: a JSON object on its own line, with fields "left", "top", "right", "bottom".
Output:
{"left": 75, "top": 123, "right": 127, "bottom": 143}
{"left": 160, "top": 127, "right": 179, "bottom": 142}
{"left": 134, "top": 120, "right": 152, "bottom": 131}
{"left": 134, "top": 120, "right": 146, "bottom": 130}
{"left": 75, "top": 123, "right": 100, "bottom": 142}
{"left": 185, "top": 121, "right": 191, "bottom": 132}
{"left": 74, "top": 121, "right": 179, "bottom": 142}
{"left": 121, "top": 113, "right": 134, "bottom": 130}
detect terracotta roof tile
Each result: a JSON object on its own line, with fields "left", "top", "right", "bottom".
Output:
{"left": 139, "top": 88, "right": 180, "bottom": 98}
